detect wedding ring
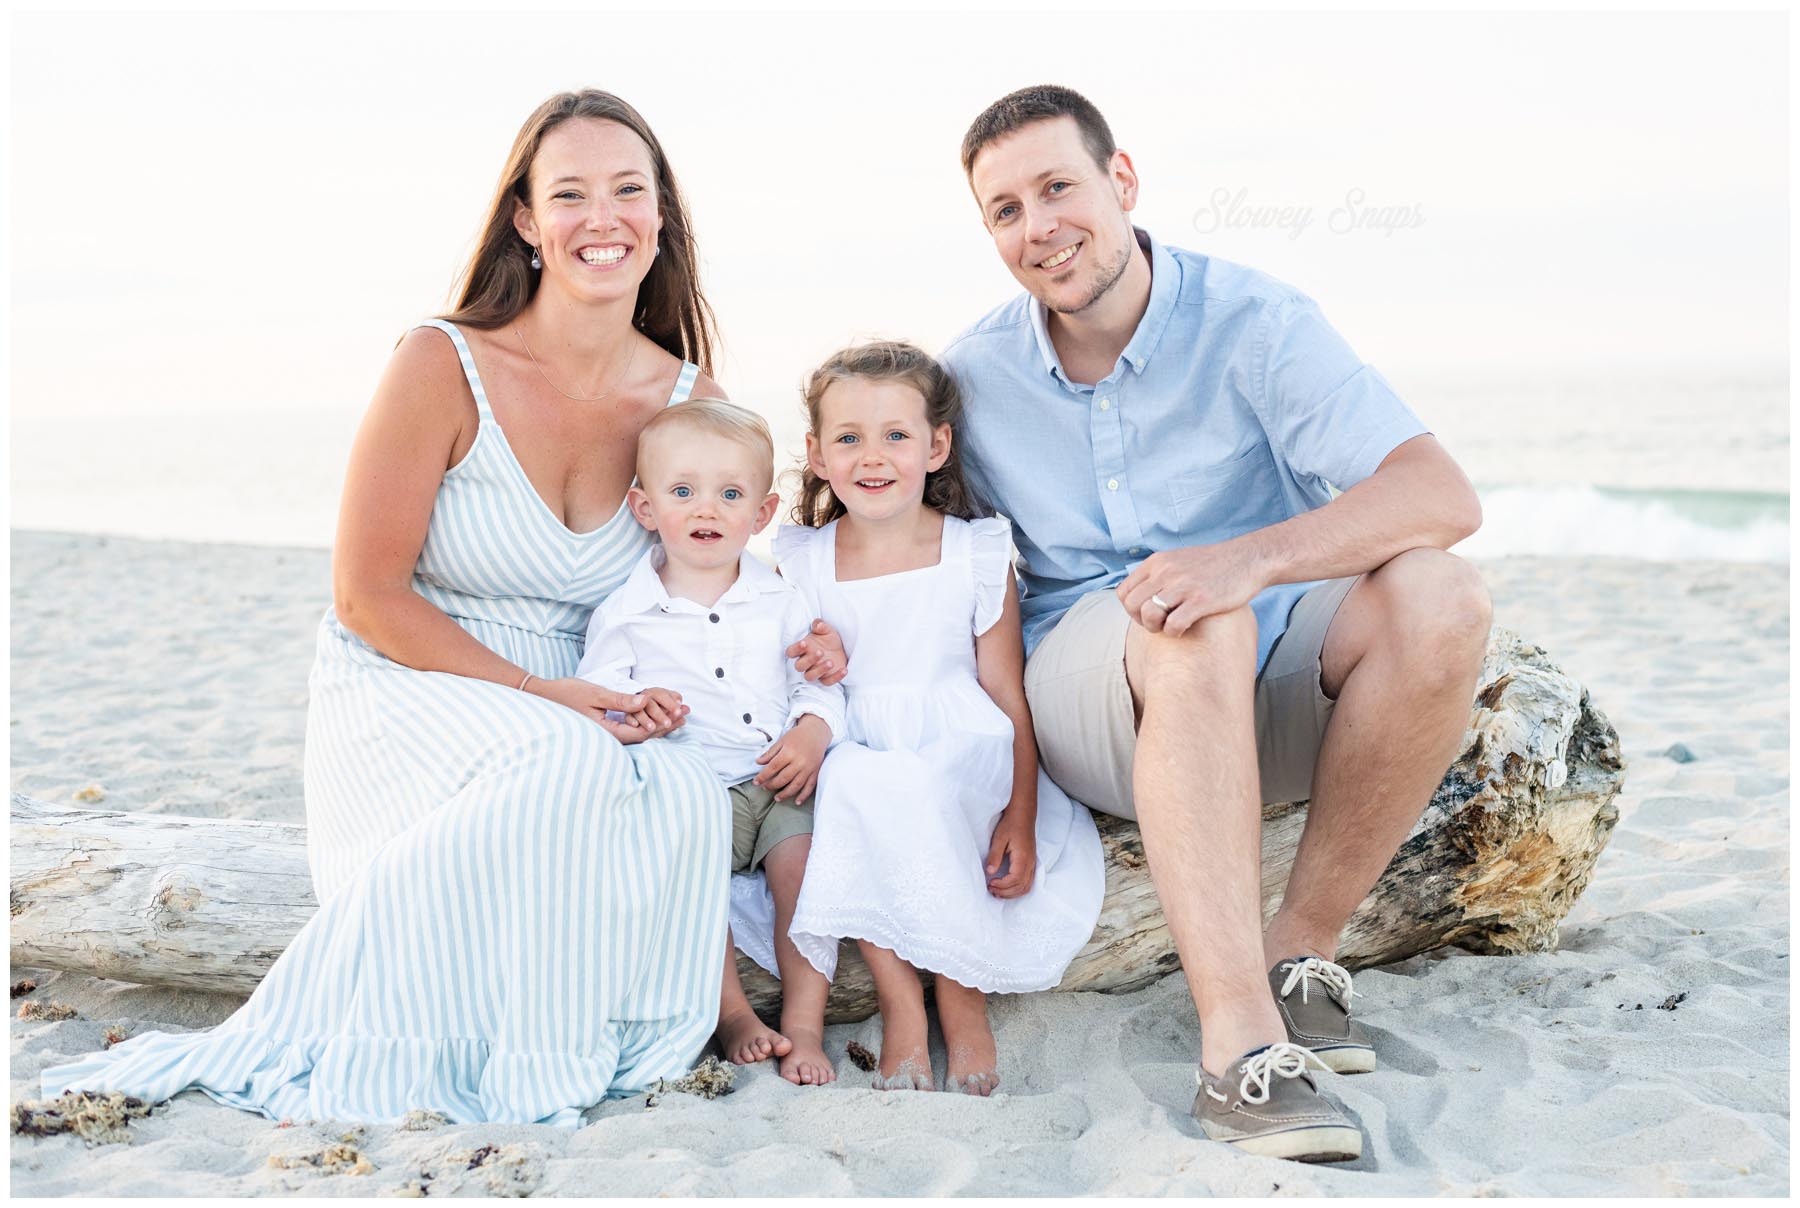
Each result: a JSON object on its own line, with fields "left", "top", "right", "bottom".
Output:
{"left": 1149, "top": 594, "right": 1173, "bottom": 613}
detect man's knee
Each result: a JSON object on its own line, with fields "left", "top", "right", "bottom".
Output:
{"left": 1127, "top": 604, "right": 1259, "bottom": 705}
{"left": 1371, "top": 549, "right": 1492, "bottom": 676}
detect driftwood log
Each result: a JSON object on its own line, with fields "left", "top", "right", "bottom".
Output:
{"left": 11, "top": 629, "right": 1622, "bottom": 1023}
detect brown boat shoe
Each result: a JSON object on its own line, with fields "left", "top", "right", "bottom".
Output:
{"left": 1270, "top": 956, "right": 1376, "bottom": 1074}
{"left": 1191, "top": 1043, "right": 1362, "bottom": 1163}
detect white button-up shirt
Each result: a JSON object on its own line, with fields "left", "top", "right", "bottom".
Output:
{"left": 576, "top": 547, "right": 846, "bottom": 785}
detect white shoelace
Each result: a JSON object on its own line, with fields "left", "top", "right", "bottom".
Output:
{"left": 1278, "top": 956, "right": 1357, "bottom": 1007}
{"left": 1198, "top": 1042, "right": 1330, "bottom": 1105}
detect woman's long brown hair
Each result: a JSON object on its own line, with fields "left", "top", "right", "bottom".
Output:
{"left": 439, "top": 89, "right": 717, "bottom": 375}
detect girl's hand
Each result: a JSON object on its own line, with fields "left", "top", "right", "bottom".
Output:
{"left": 787, "top": 620, "right": 848, "bottom": 686}
{"left": 984, "top": 805, "right": 1038, "bottom": 899}
{"left": 527, "top": 677, "right": 689, "bottom": 744}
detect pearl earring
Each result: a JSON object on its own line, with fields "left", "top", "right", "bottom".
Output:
{"left": 529, "top": 245, "right": 542, "bottom": 270}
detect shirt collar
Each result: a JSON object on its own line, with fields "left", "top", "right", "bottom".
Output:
{"left": 1027, "top": 226, "right": 1180, "bottom": 387}
{"left": 611, "top": 545, "right": 788, "bottom": 616}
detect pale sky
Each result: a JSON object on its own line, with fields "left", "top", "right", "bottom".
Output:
{"left": 9, "top": 8, "right": 1790, "bottom": 428}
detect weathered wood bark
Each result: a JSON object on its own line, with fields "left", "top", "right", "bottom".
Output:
{"left": 11, "top": 629, "right": 1622, "bottom": 1023}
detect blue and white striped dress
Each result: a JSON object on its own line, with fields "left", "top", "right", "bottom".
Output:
{"left": 41, "top": 320, "right": 729, "bottom": 1128}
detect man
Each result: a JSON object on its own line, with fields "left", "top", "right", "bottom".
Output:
{"left": 941, "top": 85, "right": 1492, "bottom": 1164}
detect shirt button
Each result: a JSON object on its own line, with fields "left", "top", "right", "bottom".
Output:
{"left": 714, "top": 667, "right": 725, "bottom": 678}
{"left": 1107, "top": 478, "right": 1119, "bottom": 491}
{"left": 709, "top": 613, "right": 720, "bottom": 623}
{"left": 742, "top": 713, "right": 752, "bottom": 724}
{"left": 1099, "top": 398, "right": 1111, "bottom": 411}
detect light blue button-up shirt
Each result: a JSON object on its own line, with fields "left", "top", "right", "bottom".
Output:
{"left": 941, "top": 228, "right": 1428, "bottom": 672}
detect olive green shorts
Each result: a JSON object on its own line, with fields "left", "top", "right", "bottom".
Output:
{"left": 1022, "top": 577, "right": 1360, "bottom": 818}
{"left": 728, "top": 780, "right": 814, "bottom": 873}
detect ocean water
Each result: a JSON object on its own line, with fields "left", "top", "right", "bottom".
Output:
{"left": 10, "top": 371, "right": 1787, "bottom": 563}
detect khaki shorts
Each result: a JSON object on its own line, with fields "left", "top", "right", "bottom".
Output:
{"left": 728, "top": 780, "right": 814, "bottom": 873}
{"left": 1023, "top": 578, "right": 1360, "bottom": 818}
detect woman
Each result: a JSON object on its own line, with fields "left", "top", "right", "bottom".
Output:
{"left": 43, "top": 90, "right": 750, "bottom": 1126}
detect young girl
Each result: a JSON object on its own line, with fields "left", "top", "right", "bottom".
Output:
{"left": 770, "top": 340, "right": 1105, "bottom": 1094}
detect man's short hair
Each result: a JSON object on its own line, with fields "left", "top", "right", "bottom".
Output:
{"left": 960, "top": 84, "right": 1118, "bottom": 180}
{"left": 637, "top": 397, "right": 775, "bottom": 494}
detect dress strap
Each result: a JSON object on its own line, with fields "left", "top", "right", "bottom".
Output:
{"left": 414, "top": 319, "right": 494, "bottom": 420}
{"left": 667, "top": 361, "right": 701, "bottom": 407}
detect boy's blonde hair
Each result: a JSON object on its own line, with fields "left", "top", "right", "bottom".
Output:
{"left": 637, "top": 397, "right": 776, "bottom": 494}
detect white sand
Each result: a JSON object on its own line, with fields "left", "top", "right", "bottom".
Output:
{"left": 9, "top": 531, "right": 1789, "bottom": 1195}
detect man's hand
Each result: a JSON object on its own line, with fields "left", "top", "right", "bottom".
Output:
{"left": 984, "top": 804, "right": 1038, "bottom": 899}
{"left": 1117, "top": 539, "right": 1266, "bottom": 637}
{"left": 754, "top": 714, "right": 831, "bottom": 803}
{"left": 625, "top": 686, "right": 688, "bottom": 735}
{"left": 787, "top": 619, "right": 848, "bottom": 686}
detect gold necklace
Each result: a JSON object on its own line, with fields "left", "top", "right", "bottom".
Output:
{"left": 515, "top": 322, "right": 640, "bottom": 403}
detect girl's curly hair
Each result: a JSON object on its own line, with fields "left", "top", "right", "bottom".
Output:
{"left": 791, "top": 340, "right": 988, "bottom": 527}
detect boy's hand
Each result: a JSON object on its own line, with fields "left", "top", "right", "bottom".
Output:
{"left": 787, "top": 620, "right": 848, "bottom": 686}
{"left": 754, "top": 714, "right": 831, "bottom": 803}
{"left": 985, "top": 806, "right": 1038, "bottom": 899}
{"left": 626, "top": 686, "right": 688, "bottom": 735}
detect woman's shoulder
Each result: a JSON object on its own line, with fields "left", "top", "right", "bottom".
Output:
{"left": 688, "top": 367, "right": 725, "bottom": 401}
{"left": 370, "top": 323, "right": 481, "bottom": 427}
{"left": 393, "top": 321, "right": 471, "bottom": 376}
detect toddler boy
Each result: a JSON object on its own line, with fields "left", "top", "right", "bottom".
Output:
{"left": 577, "top": 398, "right": 841, "bottom": 1087}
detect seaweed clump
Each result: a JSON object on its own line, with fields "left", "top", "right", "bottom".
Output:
{"left": 267, "top": 1143, "right": 375, "bottom": 1176}
{"left": 11, "top": 1091, "right": 158, "bottom": 1145}
{"left": 451, "top": 1143, "right": 546, "bottom": 1196}
{"left": 17, "top": 1000, "right": 77, "bottom": 1021}
{"left": 645, "top": 1055, "right": 736, "bottom": 1107}
{"left": 844, "top": 1040, "right": 878, "bottom": 1072}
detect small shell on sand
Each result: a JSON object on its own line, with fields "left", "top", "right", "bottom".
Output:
{"left": 17, "top": 1000, "right": 77, "bottom": 1021}
{"left": 266, "top": 1143, "right": 374, "bottom": 1176}
{"left": 72, "top": 784, "right": 106, "bottom": 803}
{"left": 398, "top": 1109, "right": 448, "bottom": 1131}
{"left": 11, "top": 1092, "right": 157, "bottom": 1145}
{"left": 10, "top": 979, "right": 38, "bottom": 998}
{"left": 101, "top": 1025, "right": 129, "bottom": 1048}
{"left": 645, "top": 1055, "right": 736, "bottom": 1107}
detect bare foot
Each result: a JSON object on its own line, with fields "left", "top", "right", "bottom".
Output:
{"left": 716, "top": 1007, "right": 792, "bottom": 1066}
{"left": 777, "top": 1024, "right": 837, "bottom": 1086}
{"left": 937, "top": 981, "right": 999, "bottom": 1097}
{"left": 871, "top": 1004, "right": 935, "bottom": 1091}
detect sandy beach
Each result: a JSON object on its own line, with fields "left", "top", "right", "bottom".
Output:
{"left": 8, "top": 529, "right": 1789, "bottom": 1196}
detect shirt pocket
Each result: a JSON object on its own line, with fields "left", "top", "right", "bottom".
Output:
{"left": 732, "top": 616, "right": 795, "bottom": 726}
{"left": 1165, "top": 442, "right": 1270, "bottom": 536}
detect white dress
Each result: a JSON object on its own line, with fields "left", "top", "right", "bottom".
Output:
{"left": 732, "top": 515, "right": 1104, "bottom": 994}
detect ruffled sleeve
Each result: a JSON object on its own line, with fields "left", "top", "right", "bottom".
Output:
{"left": 966, "top": 516, "right": 1016, "bottom": 636}
{"left": 772, "top": 523, "right": 826, "bottom": 616}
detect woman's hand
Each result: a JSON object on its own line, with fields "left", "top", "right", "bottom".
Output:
{"left": 787, "top": 619, "right": 848, "bottom": 686}
{"left": 984, "top": 804, "right": 1038, "bottom": 899}
{"left": 527, "top": 678, "right": 689, "bottom": 744}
